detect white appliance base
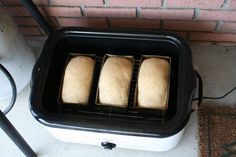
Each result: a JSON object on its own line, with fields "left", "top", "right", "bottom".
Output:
{"left": 45, "top": 125, "right": 186, "bottom": 152}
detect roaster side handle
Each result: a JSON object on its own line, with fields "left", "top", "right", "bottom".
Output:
{"left": 195, "top": 70, "right": 203, "bottom": 108}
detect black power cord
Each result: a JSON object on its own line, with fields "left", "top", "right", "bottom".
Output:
{"left": 0, "top": 64, "right": 17, "bottom": 115}
{"left": 193, "top": 86, "right": 236, "bottom": 101}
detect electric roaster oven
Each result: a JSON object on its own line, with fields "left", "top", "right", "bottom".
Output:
{"left": 30, "top": 27, "right": 201, "bottom": 152}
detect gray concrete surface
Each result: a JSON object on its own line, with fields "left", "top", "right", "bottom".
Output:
{"left": 192, "top": 45, "right": 236, "bottom": 107}
{"left": 0, "top": 43, "right": 235, "bottom": 157}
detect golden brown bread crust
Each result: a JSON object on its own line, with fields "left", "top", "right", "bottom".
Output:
{"left": 137, "top": 58, "right": 169, "bottom": 110}
{"left": 98, "top": 57, "right": 133, "bottom": 107}
{"left": 61, "top": 56, "right": 95, "bottom": 104}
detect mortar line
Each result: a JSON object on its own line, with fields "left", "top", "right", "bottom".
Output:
{"left": 215, "top": 21, "right": 224, "bottom": 32}
{"left": 193, "top": 8, "right": 200, "bottom": 21}
{"left": 162, "top": 0, "right": 167, "bottom": 8}
{"left": 136, "top": 7, "right": 141, "bottom": 18}
{"left": 221, "top": 0, "right": 230, "bottom": 9}
{"left": 80, "top": 5, "right": 85, "bottom": 16}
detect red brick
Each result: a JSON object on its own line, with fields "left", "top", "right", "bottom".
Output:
{"left": 190, "top": 41, "right": 236, "bottom": 46}
{"left": 141, "top": 9, "right": 194, "bottom": 20}
{"left": 109, "top": 0, "right": 162, "bottom": 7}
{"left": 172, "top": 31, "right": 188, "bottom": 39}
{"left": 1, "top": 0, "right": 49, "bottom": 5}
{"left": 220, "top": 22, "right": 236, "bottom": 33}
{"left": 110, "top": 19, "right": 160, "bottom": 29}
{"left": 189, "top": 32, "right": 236, "bottom": 42}
{"left": 33, "top": 0, "right": 49, "bottom": 5}
{"left": 229, "top": 0, "right": 236, "bottom": 9}
{"left": 167, "top": 0, "right": 224, "bottom": 9}
{"left": 19, "top": 27, "right": 42, "bottom": 35}
{"left": 189, "top": 41, "right": 216, "bottom": 46}
{"left": 1, "top": 0, "right": 21, "bottom": 5}
{"left": 84, "top": 7, "right": 136, "bottom": 18}
{"left": 14, "top": 17, "right": 38, "bottom": 26}
{"left": 39, "top": 7, "right": 81, "bottom": 17}
{"left": 164, "top": 21, "right": 216, "bottom": 32}
{"left": 58, "top": 18, "right": 107, "bottom": 28}
{"left": 216, "top": 42, "right": 236, "bottom": 46}
{"left": 50, "top": 0, "right": 103, "bottom": 6}
{"left": 4, "top": 6, "right": 30, "bottom": 16}
{"left": 199, "top": 10, "right": 236, "bottom": 22}
{"left": 14, "top": 16, "right": 58, "bottom": 26}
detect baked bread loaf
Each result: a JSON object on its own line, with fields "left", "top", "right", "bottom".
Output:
{"left": 137, "top": 57, "right": 169, "bottom": 110}
{"left": 61, "top": 56, "right": 95, "bottom": 104}
{"left": 98, "top": 56, "right": 133, "bottom": 107}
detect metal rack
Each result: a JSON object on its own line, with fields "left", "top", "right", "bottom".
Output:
{"left": 0, "top": 64, "right": 36, "bottom": 157}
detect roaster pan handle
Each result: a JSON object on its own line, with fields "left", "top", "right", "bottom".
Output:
{"left": 193, "top": 71, "right": 203, "bottom": 111}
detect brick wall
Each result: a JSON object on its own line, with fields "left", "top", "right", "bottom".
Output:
{"left": 1, "top": 0, "right": 236, "bottom": 45}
